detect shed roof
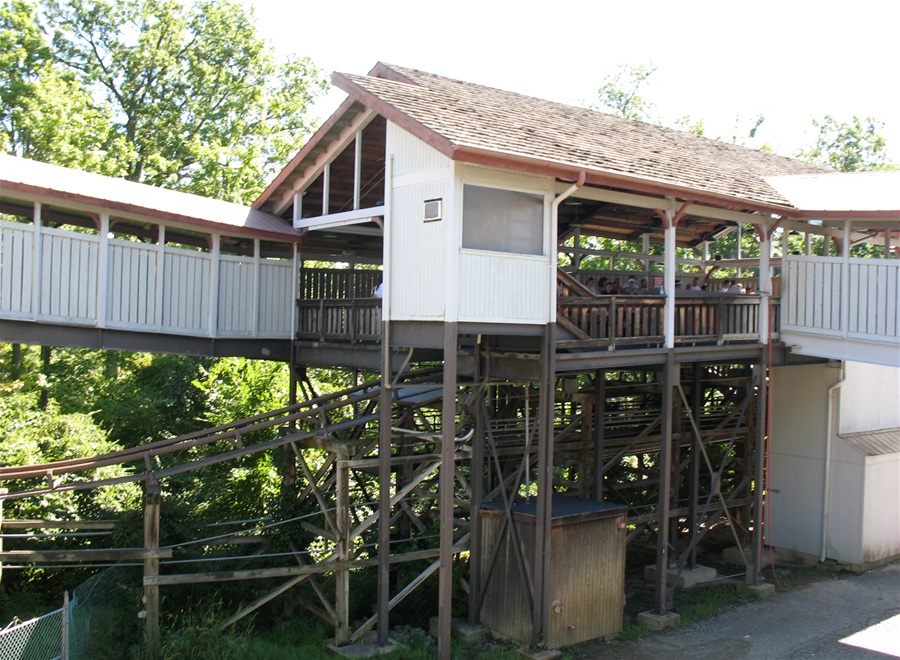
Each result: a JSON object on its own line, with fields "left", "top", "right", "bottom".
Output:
{"left": 765, "top": 171, "right": 900, "bottom": 214}
{"left": 0, "top": 155, "right": 300, "bottom": 242}
{"left": 840, "top": 428, "right": 900, "bottom": 456}
{"left": 326, "top": 63, "right": 830, "bottom": 212}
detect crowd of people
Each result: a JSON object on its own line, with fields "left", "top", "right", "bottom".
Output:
{"left": 580, "top": 274, "right": 755, "bottom": 295}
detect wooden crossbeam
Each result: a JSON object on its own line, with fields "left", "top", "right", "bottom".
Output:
{"left": 0, "top": 548, "right": 172, "bottom": 562}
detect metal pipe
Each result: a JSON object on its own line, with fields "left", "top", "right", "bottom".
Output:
{"left": 820, "top": 362, "right": 846, "bottom": 562}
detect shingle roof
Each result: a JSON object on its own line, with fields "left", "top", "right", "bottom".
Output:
{"left": 0, "top": 155, "right": 300, "bottom": 241}
{"left": 334, "top": 63, "right": 831, "bottom": 211}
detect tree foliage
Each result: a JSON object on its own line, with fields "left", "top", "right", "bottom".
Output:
{"left": 798, "top": 115, "right": 890, "bottom": 172}
{"left": 594, "top": 63, "right": 658, "bottom": 122}
{"left": 2, "top": 0, "right": 328, "bottom": 202}
{"left": 0, "top": 0, "right": 114, "bottom": 170}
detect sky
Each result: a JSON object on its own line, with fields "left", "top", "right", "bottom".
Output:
{"left": 246, "top": 0, "right": 899, "bottom": 163}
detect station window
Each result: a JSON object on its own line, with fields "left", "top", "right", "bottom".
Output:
{"left": 462, "top": 185, "right": 544, "bottom": 255}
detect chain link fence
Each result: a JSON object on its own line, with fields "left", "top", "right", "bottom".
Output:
{"left": 0, "top": 566, "right": 137, "bottom": 660}
{"left": 0, "top": 608, "right": 63, "bottom": 660}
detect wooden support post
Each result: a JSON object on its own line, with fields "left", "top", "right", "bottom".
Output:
{"left": 689, "top": 364, "right": 702, "bottom": 569}
{"left": 0, "top": 488, "right": 6, "bottom": 584}
{"left": 531, "top": 324, "right": 556, "bottom": 647}
{"left": 143, "top": 479, "right": 161, "bottom": 660}
{"left": 62, "top": 590, "right": 70, "bottom": 660}
{"left": 437, "top": 322, "right": 458, "bottom": 660}
{"left": 749, "top": 352, "right": 768, "bottom": 585}
{"left": 664, "top": 220, "right": 676, "bottom": 348}
{"left": 335, "top": 447, "right": 350, "bottom": 645}
{"left": 593, "top": 370, "right": 605, "bottom": 501}
{"left": 468, "top": 375, "right": 486, "bottom": 626}
{"left": 376, "top": 320, "right": 392, "bottom": 647}
{"left": 655, "top": 354, "right": 677, "bottom": 614}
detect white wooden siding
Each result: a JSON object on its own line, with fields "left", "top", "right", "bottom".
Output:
{"left": 389, "top": 122, "right": 451, "bottom": 177}
{"left": 784, "top": 255, "right": 900, "bottom": 342}
{"left": 0, "top": 221, "right": 34, "bottom": 317}
{"left": 458, "top": 250, "right": 549, "bottom": 323}
{"left": 256, "top": 261, "right": 293, "bottom": 335}
{"left": 862, "top": 454, "right": 900, "bottom": 563}
{"left": 389, "top": 180, "right": 447, "bottom": 320}
{"left": 163, "top": 250, "right": 210, "bottom": 333}
{"left": 0, "top": 219, "right": 293, "bottom": 340}
{"left": 108, "top": 241, "right": 158, "bottom": 329}
{"left": 387, "top": 122, "right": 452, "bottom": 321}
{"left": 39, "top": 229, "right": 98, "bottom": 323}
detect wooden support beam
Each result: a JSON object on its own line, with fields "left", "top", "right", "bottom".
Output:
{"left": 438, "top": 322, "right": 458, "bottom": 660}
{"left": 0, "top": 548, "right": 172, "bottom": 562}
{"left": 144, "top": 480, "right": 162, "bottom": 660}
{"left": 376, "top": 318, "right": 392, "bottom": 647}
{"left": 750, "top": 352, "right": 768, "bottom": 585}
{"left": 0, "top": 519, "right": 117, "bottom": 530}
{"left": 335, "top": 445, "right": 350, "bottom": 645}
{"left": 655, "top": 355, "right": 677, "bottom": 613}
{"left": 144, "top": 548, "right": 447, "bottom": 586}
{"left": 532, "top": 324, "right": 556, "bottom": 647}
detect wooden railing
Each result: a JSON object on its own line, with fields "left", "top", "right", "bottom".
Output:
{"left": 300, "top": 268, "right": 382, "bottom": 299}
{"left": 294, "top": 295, "right": 779, "bottom": 349}
{"left": 0, "top": 219, "right": 294, "bottom": 339}
{"left": 296, "top": 299, "right": 382, "bottom": 342}
{"left": 557, "top": 295, "right": 778, "bottom": 348}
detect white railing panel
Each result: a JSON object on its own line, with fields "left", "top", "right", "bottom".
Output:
{"left": 784, "top": 255, "right": 900, "bottom": 346}
{"left": 162, "top": 249, "right": 210, "bottom": 334}
{"left": 39, "top": 229, "right": 98, "bottom": 323}
{"left": 848, "top": 259, "right": 900, "bottom": 341}
{"left": 107, "top": 241, "right": 158, "bottom": 329}
{"left": 785, "top": 257, "right": 842, "bottom": 331}
{"left": 217, "top": 257, "right": 256, "bottom": 336}
{"left": 0, "top": 221, "right": 34, "bottom": 317}
{"left": 257, "top": 261, "right": 293, "bottom": 335}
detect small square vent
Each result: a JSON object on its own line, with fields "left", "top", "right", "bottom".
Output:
{"left": 423, "top": 198, "right": 442, "bottom": 222}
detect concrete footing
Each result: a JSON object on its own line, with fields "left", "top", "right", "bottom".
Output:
{"left": 644, "top": 563, "right": 717, "bottom": 588}
{"left": 741, "top": 581, "right": 776, "bottom": 598}
{"left": 326, "top": 632, "right": 396, "bottom": 657}
{"left": 428, "top": 617, "right": 488, "bottom": 645}
{"left": 516, "top": 648, "right": 562, "bottom": 659}
{"left": 637, "top": 610, "right": 681, "bottom": 631}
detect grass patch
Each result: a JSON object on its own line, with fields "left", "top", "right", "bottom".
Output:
{"left": 670, "top": 582, "right": 752, "bottom": 627}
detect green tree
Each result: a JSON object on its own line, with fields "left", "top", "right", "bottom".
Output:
{"left": 29, "top": 0, "right": 327, "bottom": 202}
{"left": 0, "top": 0, "right": 113, "bottom": 169}
{"left": 594, "top": 63, "right": 658, "bottom": 122}
{"left": 798, "top": 115, "right": 890, "bottom": 172}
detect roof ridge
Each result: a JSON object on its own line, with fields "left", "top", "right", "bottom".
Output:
{"left": 369, "top": 64, "right": 826, "bottom": 166}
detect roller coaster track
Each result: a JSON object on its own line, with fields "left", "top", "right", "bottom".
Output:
{"left": 0, "top": 367, "right": 443, "bottom": 500}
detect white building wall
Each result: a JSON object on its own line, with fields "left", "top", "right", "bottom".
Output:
{"left": 840, "top": 361, "right": 900, "bottom": 434}
{"left": 770, "top": 360, "right": 900, "bottom": 565}
{"left": 456, "top": 165, "right": 555, "bottom": 325}
{"left": 767, "top": 363, "right": 842, "bottom": 556}
{"left": 825, "top": 454, "right": 865, "bottom": 564}
{"left": 862, "top": 453, "right": 900, "bottom": 563}
{"left": 386, "top": 123, "right": 451, "bottom": 321}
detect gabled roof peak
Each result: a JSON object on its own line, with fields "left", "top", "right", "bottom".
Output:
{"left": 330, "top": 63, "right": 830, "bottom": 212}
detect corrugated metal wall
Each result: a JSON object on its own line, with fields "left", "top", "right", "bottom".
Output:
{"left": 479, "top": 508, "right": 625, "bottom": 647}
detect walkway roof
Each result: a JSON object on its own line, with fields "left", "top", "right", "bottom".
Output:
{"left": 0, "top": 155, "right": 300, "bottom": 242}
